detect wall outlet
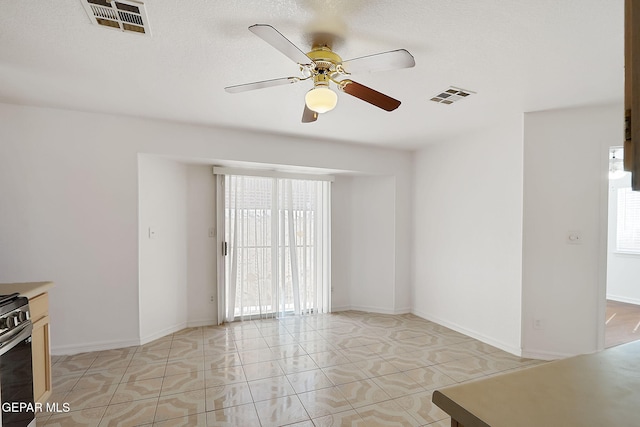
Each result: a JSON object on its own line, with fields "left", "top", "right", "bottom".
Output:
{"left": 209, "top": 295, "right": 215, "bottom": 304}
{"left": 533, "top": 318, "right": 545, "bottom": 330}
{"left": 566, "top": 231, "right": 583, "bottom": 245}
{"left": 148, "top": 227, "right": 158, "bottom": 239}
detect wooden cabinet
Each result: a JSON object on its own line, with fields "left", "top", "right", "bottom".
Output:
{"left": 29, "top": 292, "right": 52, "bottom": 404}
{"left": 0, "top": 281, "right": 54, "bottom": 404}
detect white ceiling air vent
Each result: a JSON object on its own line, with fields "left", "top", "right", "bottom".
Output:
{"left": 430, "top": 86, "right": 475, "bottom": 105}
{"left": 81, "top": 0, "right": 150, "bottom": 35}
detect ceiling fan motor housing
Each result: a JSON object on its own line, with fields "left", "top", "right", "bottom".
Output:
{"left": 307, "top": 47, "right": 342, "bottom": 74}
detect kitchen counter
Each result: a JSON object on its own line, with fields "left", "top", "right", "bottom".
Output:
{"left": 0, "top": 281, "right": 53, "bottom": 299}
{"left": 432, "top": 340, "right": 640, "bottom": 427}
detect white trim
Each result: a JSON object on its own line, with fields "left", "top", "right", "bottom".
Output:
{"left": 216, "top": 174, "right": 226, "bottom": 325}
{"left": 187, "top": 319, "right": 217, "bottom": 328}
{"left": 411, "top": 309, "right": 523, "bottom": 357}
{"left": 611, "top": 250, "right": 640, "bottom": 257}
{"left": 139, "top": 322, "right": 187, "bottom": 345}
{"left": 349, "top": 305, "right": 398, "bottom": 314}
{"left": 596, "top": 143, "right": 610, "bottom": 352}
{"left": 606, "top": 294, "right": 640, "bottom": 306}
{"left": 213, "top": 166, "right": 335, "bottom": 182}
{"left": 333, "top": 305, "right": 411, "bottom": 315}
{"left": 51, "top": 338, "right": 142, "bottom": 356}
{"left": 52, "top": 322, "right": 192, "bottom": 355}
{"left": 520, "top": 349, "right": 588, "bottom": 360}
{"left": 323, "top": 182, "right": 332, "bottom": 313}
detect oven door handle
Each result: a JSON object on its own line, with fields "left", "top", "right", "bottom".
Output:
{"left": 0, "top": 321, "right": 33, "bottom": 357}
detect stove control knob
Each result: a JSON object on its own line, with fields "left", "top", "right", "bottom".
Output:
{"left": 1, "top": 315, "right": 17, "bottom": 329}
{"left": 9, "top": 314, "right": 20, "bottom": 327}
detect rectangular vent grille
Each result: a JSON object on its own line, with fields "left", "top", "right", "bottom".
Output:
{"left": 430, "top": 87, "right": 475, "bottom": 105}
{"left": 82, "top": 0, "right": 150, "bottom": 35}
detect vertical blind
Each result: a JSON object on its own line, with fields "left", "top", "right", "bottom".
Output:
{"left": 617, "top": 187, "right": 640, "bottom": 253}
{"left": 222, "top": 173, "right": 331, "bottom": 322}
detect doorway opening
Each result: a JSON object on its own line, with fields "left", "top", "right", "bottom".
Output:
{"left": 605, "top": 146, "right": 640, "bottom": 347}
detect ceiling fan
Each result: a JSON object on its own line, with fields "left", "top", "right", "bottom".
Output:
{"left": 224, "top": 24, "right": 415, "bottom": 123}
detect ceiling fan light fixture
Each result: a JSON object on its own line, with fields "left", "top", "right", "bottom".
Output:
{"left": 305, "top": 87, "right": 337, "bottom": 113}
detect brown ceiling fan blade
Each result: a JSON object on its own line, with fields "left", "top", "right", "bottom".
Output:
{"left": 301, "top": 104, "right": 318, "bottom": 123}
{"left": 224, "top": 77, "right": 300, "bottom": 93}
{"left": 341, "top": 49, "right": 415, "bottom": 74}
{"left": 249, "top": 24, "right": 314, "bottom": 65}
{"left": 340, "top": 80, "right": 401, "bottom": 111}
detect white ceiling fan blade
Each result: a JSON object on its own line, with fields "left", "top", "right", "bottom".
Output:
{"left": 341, "top": 49, "right": 415, "bottom": 74}
{"left": 224, "top": 77, "right": 300, "bottom": 93}
{"left": 249, "top": 24, "right": 313, "bottom": 65}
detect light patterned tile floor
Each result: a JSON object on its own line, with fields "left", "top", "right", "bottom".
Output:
{"left": 44, "top": 311, "right": 545, "bottom": 426}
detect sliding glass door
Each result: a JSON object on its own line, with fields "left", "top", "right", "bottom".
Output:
{"left": 216, "top": 171, "right": 331, "bottom": 322}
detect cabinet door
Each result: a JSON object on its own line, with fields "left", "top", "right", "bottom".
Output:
{"left": 32, "top": 315, "right": 51, "bottom": 403}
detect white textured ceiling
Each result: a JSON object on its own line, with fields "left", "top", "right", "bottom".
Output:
{"left": 0, "top": 1, "right": 624, "bottom": 149}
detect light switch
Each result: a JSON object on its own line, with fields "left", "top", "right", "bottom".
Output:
{"left": 533, "top": 318, "right": 545, "bottom": 330}
{"left": 149, "top": 227, "right": 158, "bottom": 239}
{"left": 208, "top": 227, "right": 215, "bottom": 238}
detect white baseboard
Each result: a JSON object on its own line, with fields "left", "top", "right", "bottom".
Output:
{"left": 606, "top": 294, "right": 640, "bottom": 306}
{"left": 52, "top": 338, "right": 141, "bottom": 356}
{"left": 520, "top": 348, "right": 580, "bottom": 360}
{"left": 51, "top": 321, "right": 210, "bottom": 356}
{"left": 332, "top": 305, "right": 411, "bottom": 315}
{"left": 139, "top": 322, "right": 187, "bottom": 346}
{"left": 187, "top": 319, "right": 217, "bottom": 327}
{"left": 411, "top": 309, "right": 523, "bottom": 357}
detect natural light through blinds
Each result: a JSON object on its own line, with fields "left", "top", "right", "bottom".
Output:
{"left": 617, "top": 187, "right": 640, "bottom": 253}
{"left": 217, "top": 172, "right": 331, "bottom": 322}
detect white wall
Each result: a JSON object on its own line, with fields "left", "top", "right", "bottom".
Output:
{"left": 412, "top": 116, "right": 524, "bottom": 355}
{"left": 0, "top": 102, "right": 412, "bottom": 354}
{"left": 521, "top": 104, "right": 618, "bottom": 359}
{"left": 394, "top": 167, "right": 413, "bottom": 313}
{"left": 138, "top": 155, "right": 188, "bottom": 342}
{"left": 349, "top": 176, "right": 398, "bottom": 313}
{"left": 139, "top": 158, "right": 217, "bottom": 341}
{"left": 330, "top": 176, "right": 353, "bottom": 311}
{"left": 330, "top": 175, "right": 403, "bottom": 314}
{"left": 0, "top": 108, "right": 141, "bottom": 353}
{"left": 186, "top": 164, "right": 218, "bottom": 326}
{"left": 606, "top": 173, "right": 640, "bottom": 304}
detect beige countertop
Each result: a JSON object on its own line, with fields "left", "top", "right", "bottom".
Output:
{"left": 0, "top": 281, "right": 53, "bottom": 299}
{"left": 433, "top": 340, "right": 640, "bottom": 427}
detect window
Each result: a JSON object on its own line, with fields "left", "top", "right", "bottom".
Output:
{"left": 616, "top": 187, "right": 640, "bottom": 253}
{"left": 215, "top": 169, "right": 332, "bottom": 322}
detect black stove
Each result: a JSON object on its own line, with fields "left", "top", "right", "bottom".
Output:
{"left": 0, "top": 294, "right": 19, "bottom": 306}
{"left": 0, "top": 293, "right": 35, "bottom": 427}
{"left": 0, "top": 294, "right": 30, "bottom": 332}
